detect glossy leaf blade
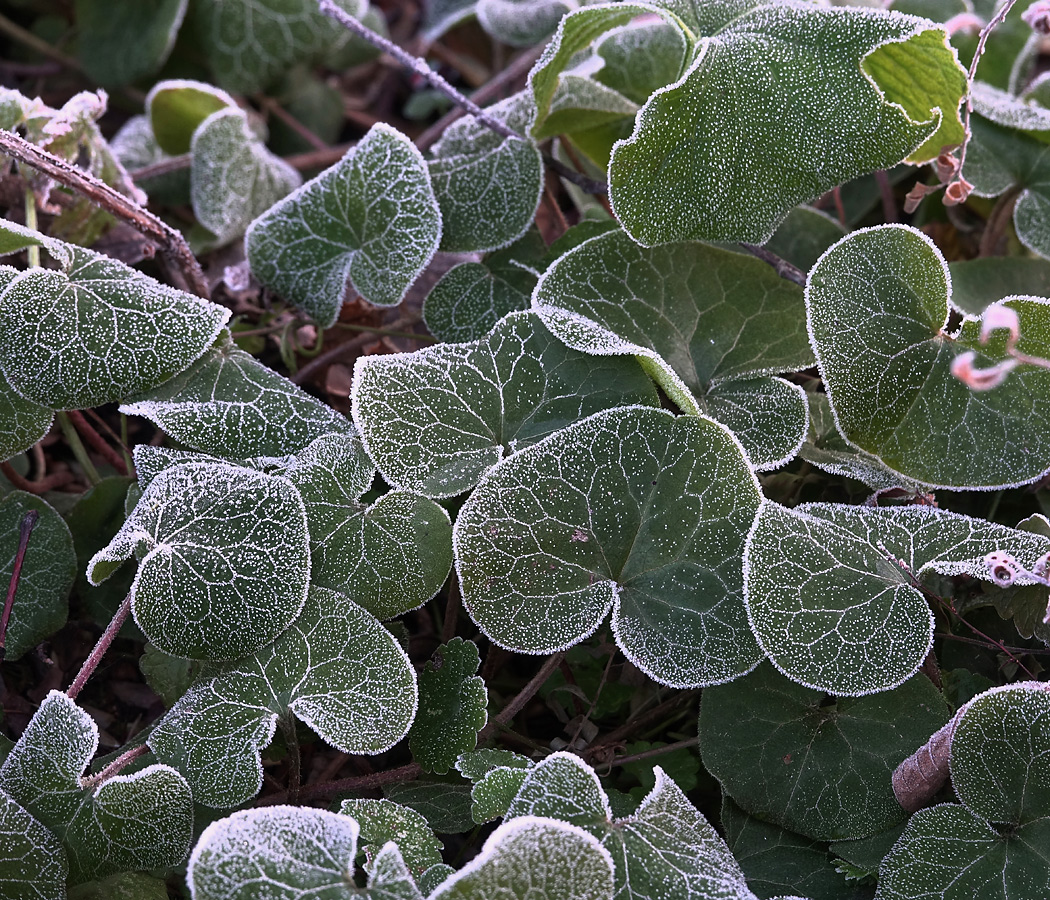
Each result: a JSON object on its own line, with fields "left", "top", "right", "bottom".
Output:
{"left": 609, "top": 7, "right": 964, "bottom": 244}
{"left": 88, "top": 461, "right": 310, "bottom": 660}
{"left": 807, "top": 224, "right": 1050, "bottom": 489}
{"left": 454, "top": 406, "right": 763, "bottom": 688}
{"left": 246, "top": 123, "right": 441, "bottom": 326}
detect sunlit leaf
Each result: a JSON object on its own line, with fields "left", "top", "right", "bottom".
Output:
{"left": 0, "top": 221, "right": 229, "bottom": 411}
{"left": 807, "top": 224, "right": 1050, "bottom": 489}
{"left": 353, "top": 310, "right": 659, "bottom": 498}
{"left": 88, "top": 461, "right": 310, "bottom": 660}
{"left": 149, "top": 586, "right": 417, "bottom": 807}
{"left": 246, "top": 123, "right": 441, "bottom": 326}
{"left": 0, "top": 691, "right": 192, "bottom": 884}
{"left": 454, "top": 405, "right": 763, "bottom": 689}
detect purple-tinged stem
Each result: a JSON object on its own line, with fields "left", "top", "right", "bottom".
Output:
{"left": 0, "top": 509, "right": 39, "bottom": 663}
{"left": 67, "top": 592, "right": 132, "bottom": 700}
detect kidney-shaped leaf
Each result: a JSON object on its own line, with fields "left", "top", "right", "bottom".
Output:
{"left": 454, "top": 405, "right": 763, "bottom": 688}
{"left": 353, "top": 310, "right": 659, "bottom": 498}
{"left": 0, "top": 691, "right": 192, "bottom": 884}
{"left": 188, "top": 805, "right": 422, "bottom": 900}
{"left": 149, "top": 585, "right": 417, "bottom": 808}
{"left": 609, "top": 5, "right": 965, "bottom": 244}
{"left": 0, "top": 789, "right": 67, "bottom": 900}
{"left": 745, "top": 501, "right": 1050, "bottom": 695}
{"left": 246, "top": 123, "right": 441, "bottom": 327}
{"left": 878, "top": 684, "right": 1050, "bottom": 899}
{"left": 808, "top": 224, "right": 1050, "bottom": 489}
{"left": 506, "top": 751, "right": 760, "bottom": 900}
{"left": 88, "top": 461, "right": 310, "bottom": 660}
{"left": 430, "top": 815, "right": 615, "bottom": 900}
{"left": 121, "top": 331, "right": 353, "bottom": 459}
{"left": 0, "top": 492, "right": 75, "bottom": 662}
{"left": 428, "top": 92, "right": 542, "bottom": 253}
{"left": 534, "top": 229, "right": 813, "bottom": 469}
{"left": 0, "top": 221, "right": 228, "bottom": 410}
{"left": 700, "top": 663, "right": 951, "bottom": 842}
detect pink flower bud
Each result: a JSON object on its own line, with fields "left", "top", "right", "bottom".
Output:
{"left": 979, "top": 303, "right": 1020, "bottom": 350}
{"left": 950, "top": 351, "right": 1017, "bottom": 390}
{"left": 1023, "top": 0, "right": 1050, "bottom": 34}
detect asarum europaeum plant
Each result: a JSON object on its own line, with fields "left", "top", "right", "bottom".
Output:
{"left": 5, "top": 0, "right": 1050, "bottom": 898}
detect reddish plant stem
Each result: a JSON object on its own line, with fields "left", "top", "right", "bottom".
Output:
{"left": 440, "top": 578, "right": 462, "bottom": 645}
{"left": 257, "top": 95, "right": 328, "bottom": 151}
{"left": 64, "top": 410, "right": 128, "bottom": 475}
{"left": 0, "top": 129, "right": 209, "bottom": 299}
{"left": 606, "top": 736, "right": 700, "bottom": 768}
{"left": 978, "top": 185, "right": 1021, "bottom": 257}
{"left": 0, "top": 509, "right": 39, "bottom": 663}
{"left": 874, "top": 169, "right": 898, "bottom": 222}
{"left": 80, "top": 743, "right": 149, "bottom": 790}
{"left": 67, "top": 593, "right": 132, "bottom": 701}
{"left": 292, "top": 312, "right": 422, "bottom": 385}
{"left": 739, "top": 243, "right": 807, "bottom": 287}
{"left": 259, "top": 762, "right": 423, "bottom": 805}
{"left": 0, "top": 460, "right": 75, "bottom": 494}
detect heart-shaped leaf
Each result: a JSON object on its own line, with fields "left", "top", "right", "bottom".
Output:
{"left": 74, "top": 0, "right": 187, "bottom": 89}
{"left": 121, "top": 331, "right": 353, "bottom": 458}
{"left": 246, "top": 122, "right": 441, "bottom": 327}
{"left": 745, "top": 502, "right": 1050, "bottom": 695}
{"left": 700, "top": 663, "right": 950, "bottom": 841}
{"left": 353, "top": 310, "right": 659, "bottom": 498}
{"left": 0, "top": 691, "right": 193, "bottom": 884}
{"left": 191, "top": 0, "right": 367, "bottom": 95}
{"left": 339, "top": 798, "right": 443, "bottom": 874}
{"left": 878, "top": 684, "right": 1050, "bottom": 899}
{"left": 88, "top": 460, "right": 310, "bottom": 660}
{"left": 0, "top": 789, "right": 67, "bottom": 900}
{"left": 429, "top": 815, "right": 615, "bottom": 900}
{"left": 476, "top": 0, "right": 570, "bottom": 47}
{"left": 0, "top": 492, "right": 75, "bottom": 662}
{"left": 809, "top": 224, "right": 1050, "bottom": 488}
{"left": 428, "top": 91, "right": 542, "bottom": 253}
{"left": 410, "top": 638, "right": 487, "bottom": 775}
{"left": 454, "top": 405, "right": 763, "bottom": 689}
{"left": 609, "top": 6, "right": 965, "bottom": 244}
{"left": 0, "top": 221, "right": 229, "bottom": 410}
{"left": 187, "top": 805, "right": 422, "bottom": 900}
{"left": 534, "top": 229, "right": 813, "bottom": 469}
{"left": 146, "top": 79, "right": 235, "bottom": 156}
{"left": 191, "top": 107, "right": 302, "bottom": 248}
{"left": 506, "top": 751, "right": 760, "bottom": 900}
{"left": 149, "top": 585, "right": 417, "bottom": 808}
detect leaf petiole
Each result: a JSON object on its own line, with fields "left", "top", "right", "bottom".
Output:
{"left": 0, "top": 508, "right": 39, "bottom": 663}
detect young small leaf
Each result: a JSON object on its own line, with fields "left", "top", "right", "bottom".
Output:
{"left": 339, "top": 798, "right": 443, "bottom": 874}
{"left": 88, "top": 461, "right": 310, "bottom": 660}
{"left": 410, "top": 638, "right": 487, "bottom": 774}
{"left": 470, "top": 766, "right": 533, "bottom": 824}
{"left": 353, "top": 310, "right": 659, "bottom": 498}
{"left": 145, "top": 79, "right": 235, "bottom": 156}
{"left": 246, "top": 122, "right": 441, "bottom": 326}
{"left": 149, "top": 586, "right": 417, "bottom": 808}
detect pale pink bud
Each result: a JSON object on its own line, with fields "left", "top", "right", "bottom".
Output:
{"left": 979, "top": 302, "right": 1020, "bottom": 350}
{"left": 935, "top": 152, "right": 960, "bottom": 184}
{"left": 1023, "top": 0, "right": 1050, "bottom": 34}
{"left": 904, "top": 182, "right": 941, "bottom": 214}
{"left": 950, "top": 351, "right": 1017, "bottom": 390}
{"left": 943, "top": 178, "right": 974, "bottom": 206}
{"left": 985, "top": 551, "right": 1021, "bottom": 587}
{"left": 944, "top": 13, "right": 984, "bottom": 35}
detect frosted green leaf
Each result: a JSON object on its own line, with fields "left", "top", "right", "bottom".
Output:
{"left": 0, "top": 691, "right": 193, "bottom": 884}
{"left": 533, "top": 229, "right": 813, "bottom": 469}
{"left": 145, "top": 79, "right": 235, "bottom": 155}
{"left": 535, "top": 76, "right": 637, "bottom": 168}
{"left": 0, "top": 492, "right": 75, "bottom": 662}
{"left": 428, "top": 92, "right": 542, "bottom": 253}
{"left": 454, "top": 406, "right": 763, "bottom": 689}
{"left": 609, "top": 6, "right": 965, "bottom": 244}
{"left": 148, "top": 586, "right": 417, "bottom": 808}
{"left": 700, "top": 663, "right": 950, "bottom": 841}
{"left": 965, "top": 114, "right": 1050, "bottom": 261}
{"left": 191, "top": 0, "right": 366, "bottom": 95}
{"left": 353, "top": 310, "right": 659, "bottom": 498}
{"left": 592, "top": 17, "right": 689, "bottom": 105}
{"left": 424, "top": 0, "right": 477, "bottom": 41}
{"left": 188, "top": 805, "right": 423, "bottom": 900}
{"left": 246, "top": 123, "right": 441, "bottom": 326}
{"left": 384, "top": 782, "right": 475, "bottom": 834}
{"left": 0, "top": 790, "right": 67, "bottom": 900}
{"left": 456, "top": 748, "right": 534, "bottom": 782}
{"left": 506, "top": 752, "right": 760, "bottom": 900}
{"left": 476, "top": 0, "right": 571, "bottom": 47}
{"left": 429, "top": 816, "right": 616, "bottom": 900}
{"left": 470, "top": 767, "right": 530, "bottom": 824}
{"left": 75, "top": 0, "right": 187, "bottom": 88}
{"left": 0, "top": 370, "right": 53, "bottom": 463}
{"left": 409, "top": 639, "right": 487, "bottom": 774}
{"left": 0, "top": 220, "right": 229, "bottom": 410}
{"left": 67, "top": 871, "right": 170, "bottom": 900}
{"left": 339, "top": 799, "right": 442, "bottom": 874}
{"left": 807, "top": 224, "right": 1050, "bottom": 489}
{"left": 110, "top": 115, "right": 191, "bottom": 206}
{"left": 191, "top": 107, "right": 302, "bottom": 248}
{"left": 87, "top": 461, "right": 310, "bottom": 660}
{"left": 121, "top": 331, "right": 353, "bottom": 458}
{"left": 745, "top": 501, "right": 1050, "bottom": 695}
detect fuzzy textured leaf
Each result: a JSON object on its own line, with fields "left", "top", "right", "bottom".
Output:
{"left": 0, "top": 789, "right": 67, "bottom": 900}
{"left": 149, "top": 586, "right": 417, "bottom": 808}
{"left": 0, "top": 370, "right": 53, "bottom": 463}
{"left": 339, "top": 798, "right": 443, "bottom": 874}
{"left": 88, "top": 461, "right": 310, "bottom": 660}
{"left": 247, "top": 123, "right": 440, "bottom": 326}
{"left": 454, "top": 405, "right": 763, "bottom": 689}
{"left": 353, "top": 310, "right": 659, "bottom": 498}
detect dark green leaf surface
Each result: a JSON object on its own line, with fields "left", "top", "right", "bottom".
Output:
{"left": 339, "top": 798, "right": 443, "bottom": 874}
{"left": 75, "top": 0, "right": 187, "bottom": 88}
{"left": 0, "top": 789, "right": 67, "bottom": 900}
